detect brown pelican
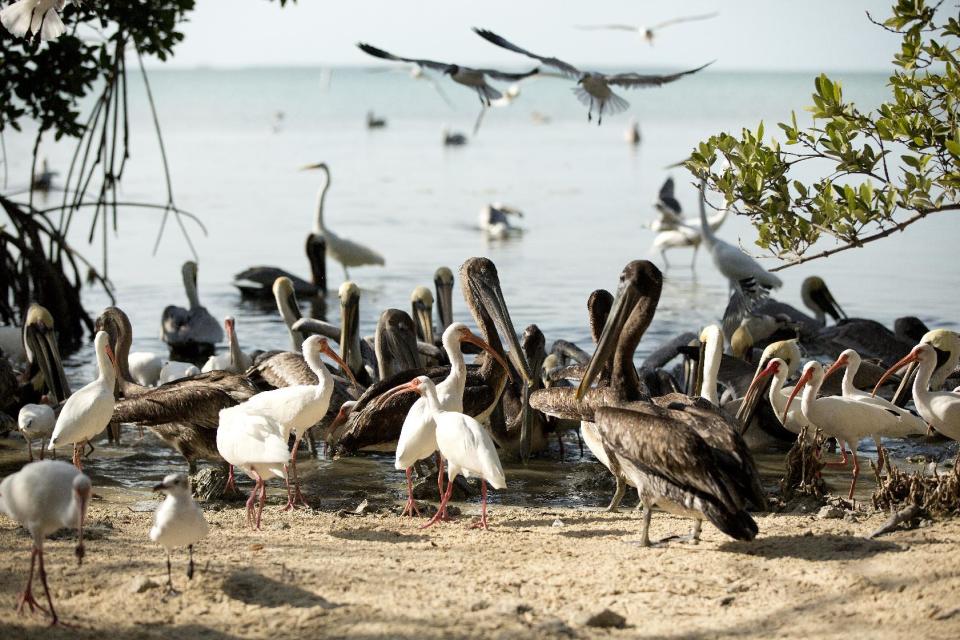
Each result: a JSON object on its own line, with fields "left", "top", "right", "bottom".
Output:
{"left": 410, "top": 286, "right": 436, "bottom": 345}
{"left": 375, "top": 309, "right": 422, "bottom": 379}
{"left": 19, "top": 304, "right": 71, "bottom": 406}
{"left": 434, "top": 267, "right": 455, "bottom": 334}
{"left": 576, "top": 12, "right": 719, "bottom": 45}
{"left": 97, "top": 307, "right": 257, "bottom": 474}
{"left": 496, "top": 324, "right": 551, "bottom": 457}
{"left": 473, "top": 28, "right": 712, "bottom": 124}
{"left": 357, "top": 42, "right": 538, "bottom": 107}
{"left": 330, "top": 257, "right": 533, "bottom": 451}
{"left": 301, "top": 162, "right": 385, "bottom": 279}
{"left": 233, "top": 235, "right": 327, "bottom": 299}
{"left": 161, "top": 261, "right": 223, "bottom": 360}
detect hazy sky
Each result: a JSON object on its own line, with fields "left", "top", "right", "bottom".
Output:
{"left": 162, "top": 1, "right": 901, "bottom": 71}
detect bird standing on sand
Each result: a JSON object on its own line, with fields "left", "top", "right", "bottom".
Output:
{"left": 576, "top": 12, "right": 719, "bottom": 45}
{"left": 1, "top": 0, "right": 69, "bottom": 42}
{"left": 48, "top": 331, "right": 116, "bottom": 469}
{"left": 18, "top": 401, "right": 55, "bottom": 460}
{"left": 149, "top": 473, "right": 209, "bottom": 596}
{"left": 301, "top": 162, "right": 385, "bottom": 280}
{"left": 473, "top": 28, "right": 712, "bottom": 124}
{"left": 387, "top": 376, "right": 506, "bottom": 530}
{"left": 0, "top": 460, "right": 91, "bottom": 626}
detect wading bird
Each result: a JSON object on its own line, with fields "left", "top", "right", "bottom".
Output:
{"left": 201, "top": 317, "right": 253, "bottom": 374}
{"left": 874, "top": 344, "right": 960, "bottom": 441}
{"left": 473, "top": 28, "right": 712, "bottom": 124}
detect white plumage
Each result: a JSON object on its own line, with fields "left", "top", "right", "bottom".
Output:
{"left": 1, "top": 0, "right": 67, "bottom": 42}
{"left": 201, "top": 316, "right": 252, "bottom": 373}
{"left": 18, "top": 402, "right": 55, "bottom": 460}
{"left": 874, "top": 344, "right": 960, "bottom": 441}
{"left": 478, "top": 203, "right": 523, "bottom": 240}
{"left": 128, "top": 351, "right": 163, "bottom": 386}
{"left": 159, "top": 360, "right": 200, "bottom": 383}
{"left": 48, "top": 330, "right": 116, "bottom": 468}
{"left": 0, "top": 460, "right": 91, "bottom": 625}
{"left": 305, "top": 162, "right": 385, "bottom": 279}
{"left": 149, "top": 473, "right": 209, "bottom": 593}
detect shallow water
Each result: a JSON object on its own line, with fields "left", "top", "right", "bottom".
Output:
{"left": 2, "top": 68, "right": 957, "bottom": 501}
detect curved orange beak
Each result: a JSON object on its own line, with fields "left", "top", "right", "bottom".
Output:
{"left": 225, "top": 317, "right": 235, "bottom": 340}
{"left": 104, "top": 344, "right": 118, "bottom": 368}
{"left": 322, "top": 343, "right": 360, "bottom": 388}
{"left": 872, "top": 349, "right": 919, "bottom": 396}
{"left": 745, "top": 360, "right": 779, "bottom": 404}
{"left": 461, "top": 329, "right": 513, "bottom": 383}
{"left": 381, "top": 377, "right": 423, "bottom": 403}
{"left": 782, "top": 367, "right": 813, "bottom": 425}
{"left": 823, "top": 354, "right": 848, "bottom": 381}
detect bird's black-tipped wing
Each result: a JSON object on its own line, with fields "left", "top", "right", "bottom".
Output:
{"left": 472, "top": 28, "right": 580, "bottom": 78}
{"left": 657, "top": 177, "right": 681, "bottom": 215}
{"left": 652, "top": 12, "right": 720, "bottom": 31}
{"left": 474, "top": 66, "right": 540, "bottom": 81}
{"left": 356, "top": 43, "right": 450, "bottom": 73}
{"left": 607, "top": 60, "right": 714, "bottom": 88}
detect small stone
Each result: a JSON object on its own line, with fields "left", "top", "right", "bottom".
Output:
{"left": 470, "top": 600, "right": 489, "bottom": 612}
{"left": 128, "top": 576, "right": 158, "bottom": 594}
{"left": 817, "top": 505, "right": 844, "bottom": 520}
{"left": 552, "top": 519, "right": 566, "bottom": 527}
{"left": 719, "top": 596, "right": 735, "bottom": 607}
{"left": 579, "top": 608, "right": 626, "bottom": 629}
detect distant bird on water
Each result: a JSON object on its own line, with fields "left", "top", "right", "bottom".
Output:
{"left": 366, "top": 111, "right": 387, "bottom": 129}
{"left": 1, "top": 0, "right": 69, "bottom": 42}
{"left": 301, "top": 162, "right": 385, "bottom": 280}
{"left": 473, "top": 28, "right": 713, "bottom": 124}
{"left": 356, "top": 42, "right": 539, "bottom": 107}
{"left": 576, "top": 12, "right": 719, "bottom": 45}
{"left": 161, "top": 261, "right": 224, "bottom": 359}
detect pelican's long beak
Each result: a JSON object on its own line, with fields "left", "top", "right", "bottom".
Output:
{"left": 434, "top": 275, "right": 454, "bottom": 333}
{"left": 812, "top": 284, "right": 847, "bottom": 322}
{"left": 737, "top": 361, "right": 778, "bottom": 433}
{"left": 25, "top": 323, "right": 70, "bottom": 404}
{"left": 412, "top": 300, "right": 435, "bottom": 346}
{"left": 823, "top": 355, "right": 847, "bottom": 381}
{"left": 576, "top": 281, "right": 640, "bottom": 400}
{"left": 300, "top": 162, "right": 327, "bottom": 171}
{"left": 891, "top": 361, "right": 917, "bottom": 407}
{"left": 322, "top": 343, "right": 360, "bottom": 388}
{"left": 461, "top": 330, "right": 512, "bottom": 383}
{"left": 693, "top": 338, "right": 707, "bottom": 398}
{"left": 873, "top": 350, "right": 920, "bottom": 396}
{"left": 470, "top": 269, "right": 533, "bottom": 386}
{"left": 783, "top": 368, "right": 813, "bottom": 424}
{"left": 340, "top": 293, "right": 361, "bottom": 376}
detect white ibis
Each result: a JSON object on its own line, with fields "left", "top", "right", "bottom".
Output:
{"left": 873, "top": 344, "right": 960, "bottom": 441}
{"left": 785, "top": 361, "right": 926, "bottom": 499}
{"left": 18, "top": 401, "right": 55, "bottom": 461}
{"left": 387, "top": 376, "right": 506, "bottom": 530}
{"left": 48, "top": 331, "right": 116, "bottom": 469}
{"left": 301, "top": 162, "right": 385, "bottom": 279}
{"left": 216, "top": 410, "right": 288, "bottom": 530}
{"left": 824, "top": 348, "right": 927, "bottom": 465}
{"left": 201, "top": 316, "right": 252, "bottom": 373}
{"left": 1, "top": 0, "right": 68, "bottom": 42}
{"left": 473, "top": 28, "right": 712, "bottom": 125}
{"left": 394, "top": 323, "right": 509, "bottom": 518}
{"left": 0, "top": 460, "right": 91, "bottom": 625}
{"left": 223, "top": 335, "right": 356, "bottom": 509}
{"left": 742, "top": 357, "right": 812, "bottom": 438}
{"left": 128, "top": 351, "right": 163, "bottom": 386}
{"left": 149, "top": 473, "right": 209, "bottom": 595}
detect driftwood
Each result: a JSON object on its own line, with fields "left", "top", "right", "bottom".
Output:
{"left": 779, "top": 426, "right": 826, "bottom": 499}
{"left": 869, "top": 504, "right": 922, "bottom": 539}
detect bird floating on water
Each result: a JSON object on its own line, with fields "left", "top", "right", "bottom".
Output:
{"left": 161, "top": 261, "right": 224, "bottom": 359}
{"left": 473, "top": 28, "right": 713, "bottom": 124}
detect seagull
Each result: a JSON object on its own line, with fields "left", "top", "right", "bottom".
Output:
{"left": 479, "top": 202, "right": 524, "bottom": 240}
{"left": 1, "top": 0, "right": 68, "bottom": 42}
{"left": 472, "top": 28, "right": 713, "bottom": 124}
{"left": 357, "top": 42, "right": 539, "bottom": 108}
{"left": 48, "top": 330, "right": 117, "bottom": 469}
{"left": 576, "top": 12, "right": 719, "bottom": 45}
{"left": 0, "top": 460, "right": 91, "bottom": 626}
{"left": 149, "top": 473, "right": 209, "bottom": 596}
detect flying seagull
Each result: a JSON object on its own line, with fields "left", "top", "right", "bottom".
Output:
{"left": 472, "top": 28, "right": 713, "bottom": 124}
{"left": 576, "top": 12, "right": 719, "bottom": 45}
{"left": 356, "top": 42, "right": 538, "bottom": 107}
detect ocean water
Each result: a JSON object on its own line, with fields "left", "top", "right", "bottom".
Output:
{"left": 2, "top": 67, "right": 956, "bottom": 496}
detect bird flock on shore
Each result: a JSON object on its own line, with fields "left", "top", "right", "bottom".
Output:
{"left": 2, "top": 4, "right": 960, "bottom": 630}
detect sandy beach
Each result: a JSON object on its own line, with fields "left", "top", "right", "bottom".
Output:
{"left": 2, "top": 486, "right": 959, "bottom": 639}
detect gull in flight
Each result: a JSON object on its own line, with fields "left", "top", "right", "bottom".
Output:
{"left": 356, "top": 42, "right": 538, "bottom": 107}
{"left": 472, "top": 28, "right": 713, "bottom": 124}
{"left": 576, "top": 12, "right": 719, "bottom": 45}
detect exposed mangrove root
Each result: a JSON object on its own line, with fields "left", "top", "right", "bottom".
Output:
{"left": 871, "top": 454, "right": 960, "bottom": 518}
{"left": 779, "top": 426, "right": 826, "bottom": 500}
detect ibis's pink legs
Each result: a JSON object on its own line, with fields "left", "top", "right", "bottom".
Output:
{"left": 469, "top": 480, "right": 491, "bottom": 530}
{"left": 400, "top": 467, "right": 421, "bottom": 517}
{"left": 421, "top": 475, "right": 455, "bottom": 529}
{"left": 16, "top": 547, "right": 47, "bottom": 616}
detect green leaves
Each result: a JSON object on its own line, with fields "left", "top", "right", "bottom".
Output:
{"left": 683, "top": 0, "right": 959, "bottom": 266}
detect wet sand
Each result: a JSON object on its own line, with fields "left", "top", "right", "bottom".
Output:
{"left": 1, "top": 485, "right": 959, "bottom": 639}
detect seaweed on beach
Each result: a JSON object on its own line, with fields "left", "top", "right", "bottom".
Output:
{"left": 779, "top": 426, "right": 826, "bottom": 500}
{"left": 871, "top": 454, "right": 960, "bottom": 518}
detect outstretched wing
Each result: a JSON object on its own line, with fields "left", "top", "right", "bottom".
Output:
{"left": 575, "top": 24, "right": 639, "bottom": 32}
{"left": 473, "top": 66, "right": 540, "bottom": 81}
{"left": 652, "top": 12, "right": 719, "bottom": 31}
{"left": 357, "top": 43, "right": 450, "bottom": 73}
{"left": 472, "top": 28, "right": 580, "bottom": 78}
{"left": 607, "top": 60, "right": 714, "bottom": 88}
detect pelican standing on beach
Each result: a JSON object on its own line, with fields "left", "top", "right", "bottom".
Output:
{"left": 161, "top": 261, "right": 224, "bottom": 358}
{"left": 0, "top": 460, "right": 91, "bottom": 626}
{"left": 302, "top": 162, "right": 385, "bottom": 279}
{"left": 388, "top": 376, "right": 506, "bottom": 529}
{"left": 149, "top": 473, "right": 209, "bottom": 595}
{"left": 48, "top": 331, "right": 116, "bottom": 469}
{"left": 473, "top": 28, "right": 712, "bottom": 124}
